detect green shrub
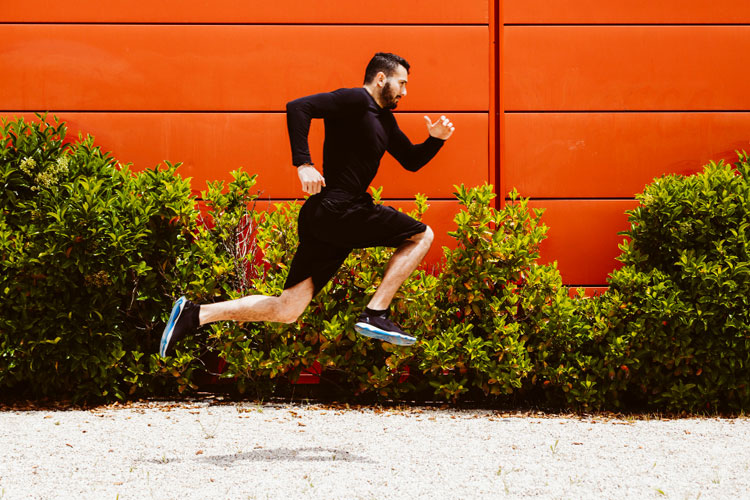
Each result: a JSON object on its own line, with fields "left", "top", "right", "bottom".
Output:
{"left": 205, "top": 184, "right": 570, "bottom": 403}
{"left": 0, "top": 116, "right": 584, "bottom": 406}
{"left": 205, "top": 187, "right": 427, "bottom": 400}
{"left": 530, "top": 286, "right": 633, "bottom": 410}
{"left": 535, "top": 155, "right": 750, "bottom": 412}
{"left": 604, "top": 154, "right": 750, "bottom": 411}
{"left": 1, "top": 115, "right": 569, "bottom": 404}
{"left": 0, "top": 115, "right": 202, "bottom": 400}
{"left": 407, "top": 186, "right": 568, "bottom": 402}
{"left": 11, "top": 115, "right": 747, "bottom": 413}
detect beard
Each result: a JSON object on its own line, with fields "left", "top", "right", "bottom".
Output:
{"left": 380, "top": 81, "right": 401, "bottom": 110}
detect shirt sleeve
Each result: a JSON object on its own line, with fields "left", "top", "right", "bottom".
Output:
{"left": 386, "top": 121, "right": 445, "bottom": 172}
{"left": 286, "top": 88, "right": 369, "bottom": 167}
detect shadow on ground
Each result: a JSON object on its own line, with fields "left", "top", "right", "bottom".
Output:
{"left": 143, "top": 446, "right": 374, "bottom": 466}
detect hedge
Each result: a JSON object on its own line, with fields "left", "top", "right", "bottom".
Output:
{"left": 1, "top": 116, "right": 748, "bottom": 412}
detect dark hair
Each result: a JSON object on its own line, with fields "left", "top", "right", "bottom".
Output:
{"left": 363, "top": 52, "right": 410, "bottom": 84}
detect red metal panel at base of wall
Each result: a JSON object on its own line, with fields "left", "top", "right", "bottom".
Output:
{"left": 568, "top": 287, "right": 609, "bottom": 298}
{"left": 504, "top": 112, "right": 750, "bottom": 198}
{"left": 526, "top": 199, "right": 637, "bottom": 285}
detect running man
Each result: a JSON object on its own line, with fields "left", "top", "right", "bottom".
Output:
{"left": 160, "top": 52, "right": 454, "bottom": 356}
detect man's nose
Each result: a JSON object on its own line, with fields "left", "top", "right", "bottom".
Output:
{"left": 401, "top": 87, "right": 407, "bottom": 97}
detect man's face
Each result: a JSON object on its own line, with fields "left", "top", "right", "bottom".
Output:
{"left": 379, "top": 65, "right": 408, "bottom": 110}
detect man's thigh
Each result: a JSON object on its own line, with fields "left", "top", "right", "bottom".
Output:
{"left": 283, "top": 237, "right": 351, "bottom": 297}
{"left": 312, "top": 201, "right": 427, "bottom": 250}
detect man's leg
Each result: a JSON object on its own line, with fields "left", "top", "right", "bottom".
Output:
{"left": 366, "top": 226, "right": 434, "bottom": 311}
{"left": 159, "top": 278, "right": 314, "bottom": 356}
{"left": 353, "top": 226, "right": 433, "bottom": 346}
{"left": 199, "top": 278, "right": 314, "bottom": 325}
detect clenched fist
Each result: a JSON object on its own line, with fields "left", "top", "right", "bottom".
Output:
{"left": 297, "top": 164, "right": 326, "bottom": 194}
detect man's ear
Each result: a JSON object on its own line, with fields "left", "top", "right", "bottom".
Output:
{"left": 376, "top": 71, "right": 387, "bottom": 87}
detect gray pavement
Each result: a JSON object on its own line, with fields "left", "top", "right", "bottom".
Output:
{"left": 1, "top": 400, "right": 748, "bottom": 499}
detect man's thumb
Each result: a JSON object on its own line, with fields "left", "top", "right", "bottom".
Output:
{"left": 424, "top": 115, "right": 432, "bottom": 128}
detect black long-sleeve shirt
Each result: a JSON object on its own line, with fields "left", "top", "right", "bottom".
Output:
{"left": 286, "top": 87, "right": 444, "bottom": 195}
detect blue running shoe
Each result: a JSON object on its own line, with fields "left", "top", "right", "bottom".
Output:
{"left": 354, "top": 311, "right": 416, "bottom": 346}
{"left": 159, "top": 296, "right": 200, "bottom": 357}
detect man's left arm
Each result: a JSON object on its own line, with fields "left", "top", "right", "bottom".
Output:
{"left": 388, "top": 115, "right": 455, "bottom": 172}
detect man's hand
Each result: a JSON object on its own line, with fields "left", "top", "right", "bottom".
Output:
{"left": 424, "top": 115, "right": 455, "bottom": 140}
{"left": 297, "top": 164, "right": 326, "bottom": 194}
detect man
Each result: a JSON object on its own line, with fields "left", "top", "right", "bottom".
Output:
{"left": 159, "top": 52, "right": 454, "bottom": 356}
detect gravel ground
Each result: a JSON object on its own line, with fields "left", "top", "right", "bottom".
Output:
{"left": 1, "top": 400, "right": 749, "bottom": 500}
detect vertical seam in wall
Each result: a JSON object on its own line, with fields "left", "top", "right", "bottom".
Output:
{"left": 494, "top": 0, "right": 502, "bottom": 210}
{"left": 487, "top": 0, "right": 494, "bottom": 201}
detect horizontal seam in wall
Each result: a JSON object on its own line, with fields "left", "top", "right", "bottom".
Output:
{"left": 205, "top": 197, "right": 460, "bottom": 203}
{"left": 0, "top": 110, "right": 489, "bottom": 115}
{"left": 507, "top": 197, "right": 636, "bottom": 201}
{"left": 504, "top": 23, "right": 750, "bottom": 27}
{"left": 0, "top": 22, "right": 489, "bottom": 27}
{"left": 4, "top": 22, "right": 746, "bottom": 27}
{"left": 565, "top": 284, "right": 609, "bottom": 288}
{"left": 504, "top": 110, "right": 750, "bottom": 114}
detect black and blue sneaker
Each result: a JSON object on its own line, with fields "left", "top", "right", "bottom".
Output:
{"left": 354, "top": 308, "right": 416, "bottom": 346}
{"left": 159, "top": 296, "right": 201, "bottom": 357}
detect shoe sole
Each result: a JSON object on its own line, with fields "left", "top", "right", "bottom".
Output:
{"left": 354, "top": 322, "right": 416, "bottom": 346}
{"left": 159, "top": 296, "right": 186, "bottom": 357}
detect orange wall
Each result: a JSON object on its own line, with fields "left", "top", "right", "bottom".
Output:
{"left": 4, "top": 2, "right": 748, "bottom": 286}
{"left": 1, "top": 5, "right": 491, "bottom": 265}
{"left": 501, "top": 2, "right": 750, "bottom": 284}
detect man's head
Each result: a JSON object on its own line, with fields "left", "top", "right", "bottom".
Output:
{"left": 363, "top": 52, "right": 410, "bottom": 110}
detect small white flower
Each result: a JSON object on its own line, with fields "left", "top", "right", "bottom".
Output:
{"left": 19, "top": 157, "right": 37, "bottom": 175}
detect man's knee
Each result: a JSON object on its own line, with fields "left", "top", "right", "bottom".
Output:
{"left": 276, "top": 299, "right": 307, "bottom": 324}
{"left": 417, "top": 225, "right": 434, "bottom": 247}
{"left": 278, "top": 309, "right": 303, "bottom": 324}
{"left": 277, "top": 279, "right": 314, "bottom": 323}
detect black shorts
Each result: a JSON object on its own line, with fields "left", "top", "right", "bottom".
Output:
{"left": 283, "top": 189, "right": 427, "bottom": 296}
